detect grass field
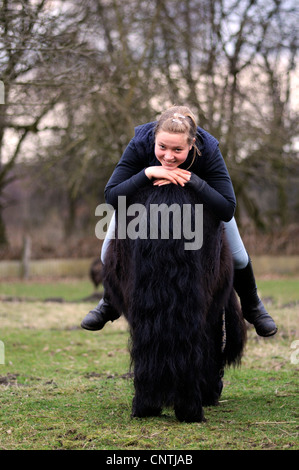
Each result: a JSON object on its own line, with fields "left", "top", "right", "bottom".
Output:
{"left": 0, "top": 277, "right": 298, "bottom": 451}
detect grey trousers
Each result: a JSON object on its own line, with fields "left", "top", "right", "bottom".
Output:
{"left": 101, "top": 212, "right": 249, "bottom": 270}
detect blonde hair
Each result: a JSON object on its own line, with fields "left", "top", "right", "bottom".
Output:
{"left": 155, "top": 106, "right": 201, "bottom": 157}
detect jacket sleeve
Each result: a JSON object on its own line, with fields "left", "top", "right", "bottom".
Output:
{"left": 186, "top": 147, "right": 236, "bottom": 222}
{"left": 104, "top": 139, "right": 151, "bottom": 208}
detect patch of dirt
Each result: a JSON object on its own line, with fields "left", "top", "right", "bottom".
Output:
{"left": 0, "top": 373, "right": 44, "bottom": 387}
{"left": 84, "top": 371, "right": 133, "bottom": 380}
{"left": 0, "top": 373, "right": 20, "bottom": 386}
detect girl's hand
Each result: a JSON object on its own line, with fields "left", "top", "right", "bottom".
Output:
{"left": 153, "top": 179, "right": 171, "bottom": 186}
{"left": 145, "top": 167, "right": 191, "bottom": 186}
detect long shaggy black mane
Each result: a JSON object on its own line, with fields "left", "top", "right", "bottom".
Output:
{"left": 103, "top": 184, "right": 246, "bottom": 422}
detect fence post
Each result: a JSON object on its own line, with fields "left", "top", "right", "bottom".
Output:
{"left": 0, "top": 80, "right": 4, "bottom": 104}
{"left": 0, "top": 341, "right": 4, "bottom": 365}
{"left": 21, "top": 235, "right": 31, "bottom": 279}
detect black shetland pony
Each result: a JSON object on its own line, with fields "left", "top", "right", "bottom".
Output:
{"left": 103, "top": 184, "right": 246, "bottom": 423}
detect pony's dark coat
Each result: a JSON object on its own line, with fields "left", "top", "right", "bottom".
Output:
{"left": 103, "top": 184, "right": 246, "bottom": 422}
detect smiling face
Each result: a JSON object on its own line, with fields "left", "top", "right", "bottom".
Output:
{"left": 155, "top": 131, "right": 193, "bottom": 169}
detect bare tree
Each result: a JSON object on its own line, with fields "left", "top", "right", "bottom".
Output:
{"left": 31, "top": 0, "right": 165, "bottom": 236}
{"left": 149, "top": 0, "right": 298, "bottom": 228}
{"left": 0, "top": 0, "right": 94, "bottom": 244}
{"left": 0, "top": 0, "right": 298, "bottom": 252}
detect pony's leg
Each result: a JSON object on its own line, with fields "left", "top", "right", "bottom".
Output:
{"left": 201, "top": 368, "right": 224, "bottom": 407}
{"left": 174, "top": 380, "right": 205, "bottom": 423}
{"left": 131, "top": 362, "right": 162, "bottom": 418}
{"left": 131, "top": 392, "right": 162, "bottom": 418}
{"left": 174, "top": 398, "right": 205, "bottom": 423}
{"left": 201, "top": 334, "right": 224, "bottom": 407}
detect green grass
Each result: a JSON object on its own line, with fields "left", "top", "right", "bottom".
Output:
{"left": 0, "top": 278, "right": 95, "bottom": 302}
{"left": 0, "top": 276, "right": 298, "bottom": 304}
{"left": 0, "top": 277, "right": 298, "bottom": 450}
{"left": 257, "top": 278, "right": 299, "bottom": 304}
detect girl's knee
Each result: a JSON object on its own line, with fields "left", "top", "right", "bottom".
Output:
{"left": 223, "top": 218, "right": 249, "bottom": 270}
{"left": 232, "top": 250, "right": 249, "bottom": 270}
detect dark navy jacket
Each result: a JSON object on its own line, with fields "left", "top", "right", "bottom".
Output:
{"left": 104, "top": 122, "right": 236, "bottom": 222}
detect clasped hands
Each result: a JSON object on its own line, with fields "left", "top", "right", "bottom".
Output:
{"left": 145, "top": 167, "right": 191, "bottom": 187}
